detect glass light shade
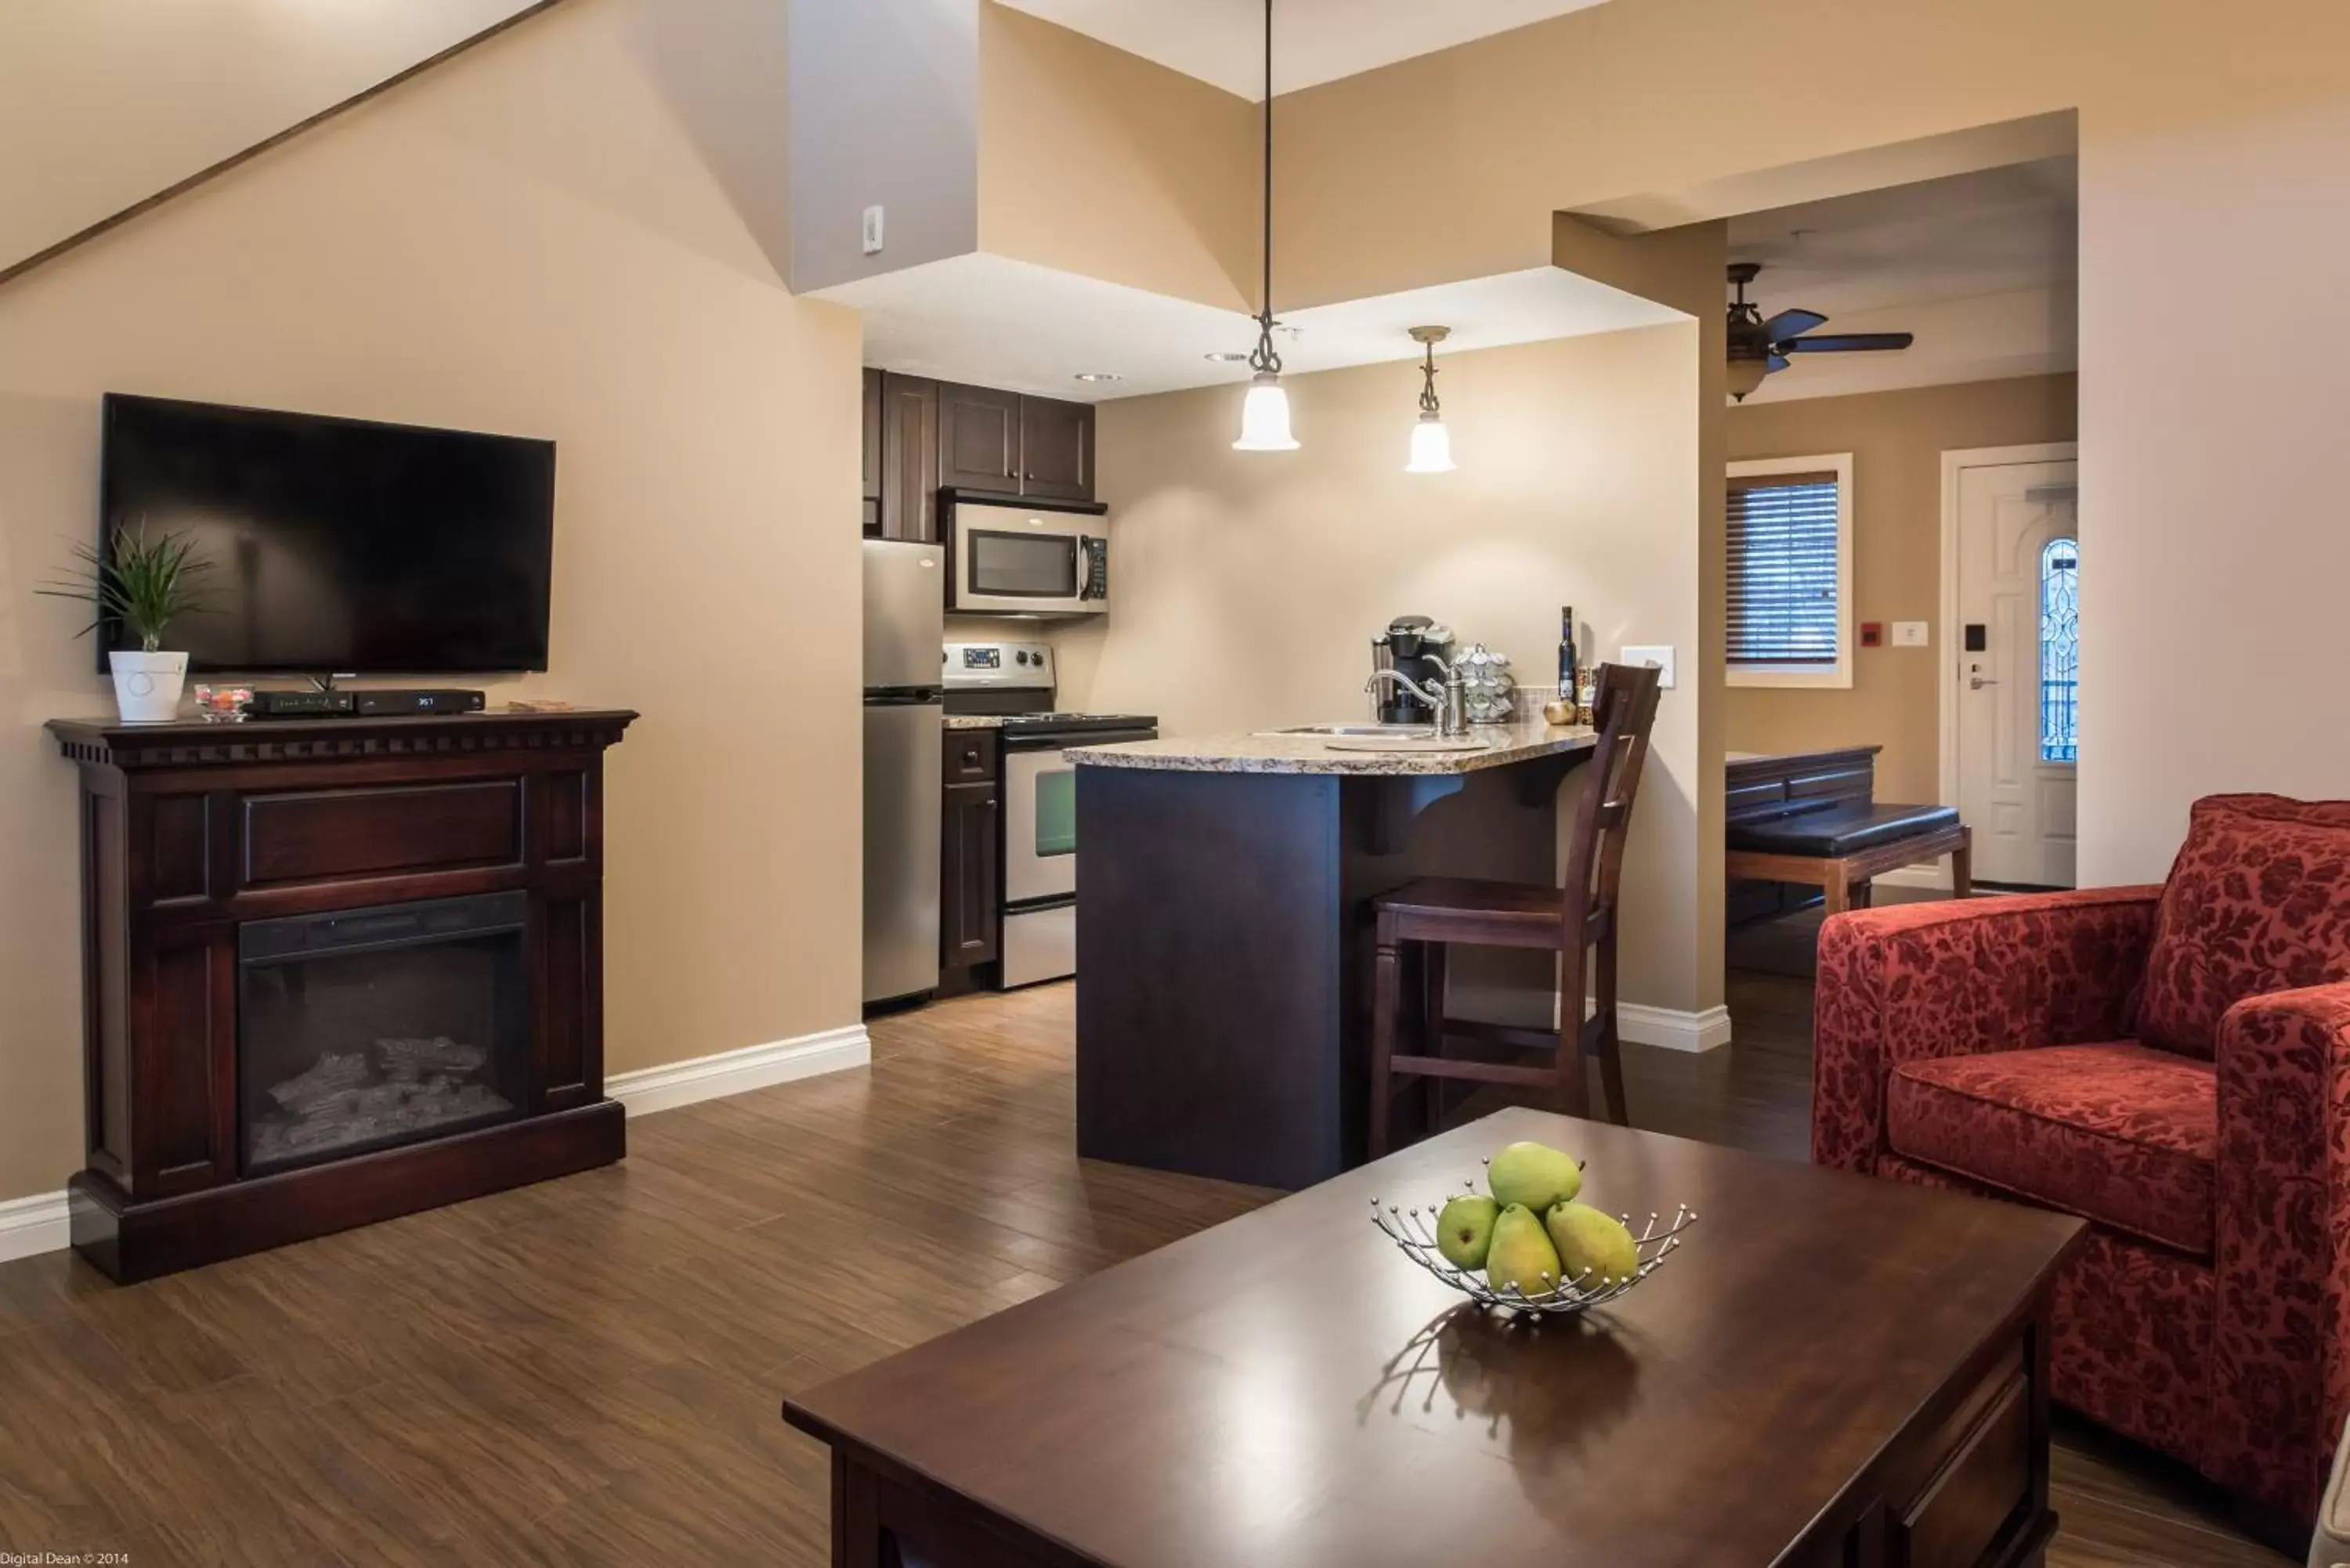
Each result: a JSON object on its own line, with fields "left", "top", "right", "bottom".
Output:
{"left": 1726, "top": 356, "right": 1770, "bottom": 401}
{"left": 1232, "top": 373, "right": 1299, "bottom": 451}
{"left": 1405, "top": 415, "right": 1455, "bottom": 473}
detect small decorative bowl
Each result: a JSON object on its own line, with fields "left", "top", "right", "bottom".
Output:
{"left": 1371, "top": 1177, "right": 1696, "bottom": 1317}
{"left": 192, "top": 684, "right": 254, "bottom": 724}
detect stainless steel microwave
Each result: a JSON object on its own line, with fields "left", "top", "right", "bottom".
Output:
{"left": 944, "top": 493, "right": 1109, "bottom": 616}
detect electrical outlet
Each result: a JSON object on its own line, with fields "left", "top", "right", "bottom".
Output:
{"left": 861, "top": 205, "right": 885, "bottom": 256}
{"left": 1893, "top": 620, "right": 1930, "bottom": 648}
{"left": 1621, "top": 645, "right": 1676, "bottom": 689}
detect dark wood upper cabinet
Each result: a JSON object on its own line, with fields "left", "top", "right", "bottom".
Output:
{"left": 938, "top": 382, "right": 1021, "bottom": 493}
{"left": 862, "top": 372, "right": 1097, "bottom": 540}
{"left": 861, "top": 368, "right": 884, "bottom": 534}
{"left": 1019, "top": 396, "right": 1094, "bottom": 500}
{"left": 879, "top": 373, "right": 940, "bottom": 543}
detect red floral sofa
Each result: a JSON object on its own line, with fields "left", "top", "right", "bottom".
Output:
{"left": 1812, "top": 793, "right": 2350, "bottom": 1526}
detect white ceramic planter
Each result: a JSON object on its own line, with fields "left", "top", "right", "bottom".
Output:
{"left": 109, "top": 649, "right": 189, "bottom": 724}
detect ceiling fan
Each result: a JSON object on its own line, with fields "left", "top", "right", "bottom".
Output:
{"left": 1725, "top": 262, "right": 1914, "bottom": 401}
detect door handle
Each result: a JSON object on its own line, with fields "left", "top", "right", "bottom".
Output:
{"left": 1969, "top": 675, "right": 1999, "bottom": 690}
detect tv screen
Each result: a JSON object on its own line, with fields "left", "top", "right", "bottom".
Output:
{"left": 99, "top": 394, "right": 556, "bottom": 674}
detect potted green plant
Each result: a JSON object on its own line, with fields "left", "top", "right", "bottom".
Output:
{"left": 40, "top": 525, "right": 215, "bottom": 722}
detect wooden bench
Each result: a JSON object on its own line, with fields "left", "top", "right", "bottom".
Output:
{"left": 1726, "top": 746, "right": 1972, "bottom": 917}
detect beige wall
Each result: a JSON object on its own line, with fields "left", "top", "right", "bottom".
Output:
{"left": 789, "top": 0, "right": 978, "bottom": 292}
{"left": 978, "top": 3, "right": 1257, "bottom": 313}
{"left": 1266, "top": 0, "right": 2350, "bottom": 883}
{"left": 1056, "top": 321, "right": 1713, "bottom": 1016}
{"left": 0, "top": 0, "right": 548, "bottom": 278}
{"left": 1726, "top": 374, "right": 2078, "bottom": 802}
{"left": 0, "top": 0, "right": 862, "bottom": 1205}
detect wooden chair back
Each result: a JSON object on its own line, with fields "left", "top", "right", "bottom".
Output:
{"left": 1561, "top": 663, "right": 1664, "bottom": 965}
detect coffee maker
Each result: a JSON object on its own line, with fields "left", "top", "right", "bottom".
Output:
{"left": 1369, "top": 615, "right": 1456, "bottom": 724}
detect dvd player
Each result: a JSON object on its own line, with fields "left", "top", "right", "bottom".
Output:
{"left": 247, "top": 689, "right": 486, "bottom": 719}
{"left": 353, "top": 689, "right": 487, "bottom": 717}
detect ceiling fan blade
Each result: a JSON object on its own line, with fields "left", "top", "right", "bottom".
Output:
{"left": 1784, "top": 332, "right": 1915, "bottom": 354}
{"left": 1760, "top": 309, "right": 1827, "bottom": 341}
{"left": 1766, "top": 353, "right": 1791, "bottom": 374}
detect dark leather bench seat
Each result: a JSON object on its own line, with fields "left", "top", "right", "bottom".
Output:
{"left": 1726, "top": 800, "right": 1960, "bottom": 858}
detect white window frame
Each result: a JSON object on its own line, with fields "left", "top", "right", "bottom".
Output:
{"left": 1726, "top": 452, "right": 1854, "bottom": 690}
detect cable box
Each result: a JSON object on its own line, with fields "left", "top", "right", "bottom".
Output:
{"left": 250, "top": 690, "right": 357, "bottom": 719}
{"left": 352, "top": 689, "right": 487, "bottom": 717}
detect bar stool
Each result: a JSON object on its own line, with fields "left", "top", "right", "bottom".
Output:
{"left": 1367, "top": 663, "right": 1664, "bottom": 1153}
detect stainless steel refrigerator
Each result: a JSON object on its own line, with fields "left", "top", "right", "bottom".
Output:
{"left": 862, "top": 540, "right": 946, "bottom": 1005}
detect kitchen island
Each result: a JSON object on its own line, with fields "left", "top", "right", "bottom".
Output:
{"left": 1066, "top": 717, "right": 1596, "bottom": 1189}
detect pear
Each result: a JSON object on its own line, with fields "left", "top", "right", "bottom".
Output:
{"left": 1484, "top": 1204, "right": 1564, "bottom": 1298}
{"left": 1546, "top": 1201, "right": 1641, "bottom": 1286}
{"left": 1435, "top": 1194, "right": 1500, "bottom": 1270}
{"left": 1486, "top": 1140, "right": 1582, "bottom": 1213}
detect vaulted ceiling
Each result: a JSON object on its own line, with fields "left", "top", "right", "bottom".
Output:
{"left": 991, "top": 0, "right": 1611, "bottom": 99}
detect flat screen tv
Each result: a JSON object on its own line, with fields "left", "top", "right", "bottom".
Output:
{"left": 99, "top": 393, "right": 556, "bottom": 674}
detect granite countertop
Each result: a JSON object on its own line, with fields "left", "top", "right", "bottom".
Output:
{"left": 1064, "top": 716, "right": 1598, "bottom": 777}
{"left": 945, "top": 715, "right": 1005, "bottom": 731}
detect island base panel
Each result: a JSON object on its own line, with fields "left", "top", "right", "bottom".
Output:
{"left": 1075, "top": 761, "right": 1565, "bottom": 1189}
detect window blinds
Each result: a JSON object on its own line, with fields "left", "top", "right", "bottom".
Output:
{"left": 1726, "top": 472, "right": 1840, "bottom": 667}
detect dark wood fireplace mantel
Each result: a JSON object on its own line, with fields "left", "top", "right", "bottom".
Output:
{"left": 48, "top": 706, "right": 637, "bottom": 1282}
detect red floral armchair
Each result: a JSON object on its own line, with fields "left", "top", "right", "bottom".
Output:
{"left": 1812, "top": 794, "right": 2350, "bottom": 1526}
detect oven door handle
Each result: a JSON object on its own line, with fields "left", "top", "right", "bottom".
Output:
{"left": 1003, "top": 728, "right": 1155, "bottom": 751}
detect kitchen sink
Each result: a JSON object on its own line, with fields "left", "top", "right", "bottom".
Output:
{"left": 1258, "top": 723, "right": 1437, "bottom": 738}
{"left": 1321, "top": 734, "right": 1495, "bottom": 754}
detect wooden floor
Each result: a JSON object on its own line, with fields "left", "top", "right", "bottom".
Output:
{"left": 0, "top": 969, "right": 2294, "bottom": 1566}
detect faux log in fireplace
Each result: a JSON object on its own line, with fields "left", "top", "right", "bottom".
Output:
{"left": 47, "top": 707, "right": 636, "bottom": 1282}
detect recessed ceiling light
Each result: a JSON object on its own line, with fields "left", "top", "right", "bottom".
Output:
{"left": 1072, "top": 372, "right": 1125, "bottom": 384}
{"left": 1204, "top": 351, "right": 1251, "bottom": 363}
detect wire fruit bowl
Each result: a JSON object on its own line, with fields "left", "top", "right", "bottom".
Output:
{"left": 1371, "top": 1179, "right": 1697, "bottom": 1317}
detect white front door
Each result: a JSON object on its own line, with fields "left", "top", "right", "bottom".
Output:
{"left": 1954, "top": 458, "right": 2079, "bottom": 887}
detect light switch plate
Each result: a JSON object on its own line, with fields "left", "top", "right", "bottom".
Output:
{"left": 1620, "top": 645, "right": 1676, "bottom": 689}
{"left": 861, "top": 205, "right": 885, "bottom": 255}
{"left": 1893, "top": 620, "right": 1929, "bottom": 648}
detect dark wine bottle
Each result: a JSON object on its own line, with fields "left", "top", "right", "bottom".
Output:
{"left": 1558, "top": 606, "right": 1579, "bottom": 705}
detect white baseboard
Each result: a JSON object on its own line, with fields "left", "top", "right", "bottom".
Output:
{"left": 0, "top": 1027, "right": 873, "bottom": 1265}
{"left": 0, "top": 1189, "right": 71, "bottom": 1263}
{"left": 1873, "top": 864, "right": 1956, "bottom": 892}
{"left": 607, "top": 1023, "right": 872, "bottom": 1116}
{"left": 1617, "top": 1003, "right": 1734, "bottom": 1054}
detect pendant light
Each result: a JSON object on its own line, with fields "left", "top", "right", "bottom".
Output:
{"left": 1231, "top": 0, "right": 1296, "bottom": 452}
{"left": 1404, "top": 326, "right": 1455, "bottom": 473}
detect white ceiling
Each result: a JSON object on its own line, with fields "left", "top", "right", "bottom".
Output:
{"left": 826, "top": 255, "right": 1682, "bottom": 403}
{"left": 992, "top": 0, "right": 1611, "bottom": 99}
{"left": 1728, "top": 157, "right": 2077, "bottom": 323}
{"left": 1726, "top": 156, "right": 2078, "bottom": 400}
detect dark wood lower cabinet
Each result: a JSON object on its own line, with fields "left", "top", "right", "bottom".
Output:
{"left": 940, "top": 730, "right": 1001, "bottom": 976}
{"left": 941, "top": 782, "right": 1000, "bottom": 971}
{"left": 47, "top": 708, "right": 635, "bottom": 1283}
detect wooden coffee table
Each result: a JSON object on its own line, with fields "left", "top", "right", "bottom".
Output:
{"left": 784, "top": 1107, "right": 2085, "bottom": 1568}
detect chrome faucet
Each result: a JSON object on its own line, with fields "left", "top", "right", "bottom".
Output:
{"left": 1365, "top": 659, "right": 1471, "bottom": 736}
